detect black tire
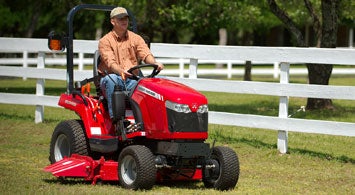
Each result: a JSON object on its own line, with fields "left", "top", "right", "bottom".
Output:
{"left": 203, "top": 146, "right": 239, "bottom": 191}
{"left": 118, "top": 145, "right": 157, "bottom": 190}
{"left": 49, "top": 120, "right": 90, "bottom": 164}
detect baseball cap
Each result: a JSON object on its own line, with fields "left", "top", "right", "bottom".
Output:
{"left": 110, "top": 7, "right": 129, "bottom": 18}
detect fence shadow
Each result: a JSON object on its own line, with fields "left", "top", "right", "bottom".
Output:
{"left": 0, "top": 86, "right": 65, "bottom": 96}
{"left": 209, "top": 102, "right": 355, "bottom": 120}
{"left": 213, "top": 133, "right": 355, "bottom": 164}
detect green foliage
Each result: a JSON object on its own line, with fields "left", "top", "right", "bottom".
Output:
{"left": 340, "top": 0, "right": 355, "bottom": 25}
{"left": 0, "top": 0, "right": 353, "bottom": 44}
{"left": 0, "top": 5, "right": 16, "bottom": 31}
{"left": 272, "top": 0, "right": 321, "bottom": 25}
{"left": 269, "top": 0, "right": 353, "bottom": 27}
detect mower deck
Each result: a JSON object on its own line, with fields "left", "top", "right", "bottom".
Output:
{"left": 44, "top": 154, "right": 119, "bottom": 184}
{"left": 44, "top": 154, "right": 203, "bottom": 184}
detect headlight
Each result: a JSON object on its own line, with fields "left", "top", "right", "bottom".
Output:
{"left": 197, "top": 104, "right": 208, "bottom": 113}
{"left": 165, "top": 101, "right": 191, "bottom": 113}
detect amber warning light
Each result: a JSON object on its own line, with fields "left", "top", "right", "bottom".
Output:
{"left": 48, "top": 31, "right": 64, "bottom": 51}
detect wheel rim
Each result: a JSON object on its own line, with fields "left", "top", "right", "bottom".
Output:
{"left": 54, "top": 134, "right": 70, "bottom": 162}
{"left": 206, "top": 159, "right": 221, "bottom": 180}
{"left": 120, "top": 155, "right": 137, "bottom": 185}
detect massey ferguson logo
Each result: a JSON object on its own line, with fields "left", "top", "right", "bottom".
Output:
{"left": 191, "top": 103, "right": 198, "bottom": 110}
{"left": 191, "top": 103, "right": 199, "bottom": 112}
{"left": 65, "top": 100, "right": 77, "bottom": 107}
{"left": 137, "top": 85, "right": 164, "bottom": 101}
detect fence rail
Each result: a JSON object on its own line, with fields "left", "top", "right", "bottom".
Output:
{"left": 2, "top": 38, "right": 355, "bottom": 79}
{"left": 0, "top": 37, "right": 354, "bottom": 154}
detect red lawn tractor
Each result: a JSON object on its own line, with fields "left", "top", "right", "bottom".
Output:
{"left": 44, "top": 4, "right": 239, "bottom": 190}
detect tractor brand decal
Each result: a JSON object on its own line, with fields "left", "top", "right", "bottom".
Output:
{"left": 137, "top": 85, "right": 164, "bottom": 101}
{"left": 65, "top": 100, "right": 77, "bottom": 107}
{"left": 191, "top": 103, "right": 198, "bottom": 111}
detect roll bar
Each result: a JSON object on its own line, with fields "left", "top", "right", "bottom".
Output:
{"left": 64, "top": 4, "right": 137, "bottom": 93}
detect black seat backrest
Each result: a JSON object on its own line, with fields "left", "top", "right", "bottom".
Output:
{"left": 93, "top": 50, "right": 101, "bottom": 96}
{"left": 93, "top": 50, "right": 101, "bottom": 77}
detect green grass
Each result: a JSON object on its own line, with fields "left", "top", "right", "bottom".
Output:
{"left": 0, "top": 76, "right": 354, "bottom": 194}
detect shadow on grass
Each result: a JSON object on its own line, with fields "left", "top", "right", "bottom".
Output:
{"left": 0, "top": 87, "right": 66, "bottom": 96}
{"left": 155, "top": 180, "right": 204, "bottom": 190}
{"left": 43, "top": 178, "right": 92, "bottom": 185}
{"left": 0, "top": 112, "right": 34, "bottom": 121}
{"left": 212, "top": 133, "right": 355, "bottom": 164}
{"left": 0, "top": 112, "right": 60, "bottom": 123}
{"left": 209, "top": 102, "right": 354, "bottom": 120}
{"left": 288, "top": 148, "right": 355, "bottom": 164}
{"left": 43, "top": 178, "right": 204, "bottom": 190}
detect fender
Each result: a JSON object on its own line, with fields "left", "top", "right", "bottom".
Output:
{"left": 58, "top": 93, "right": 114, "bottom": 137}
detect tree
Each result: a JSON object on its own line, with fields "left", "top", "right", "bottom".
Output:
{"left": 267, "top": 0, "right": 340, "bottom": 110}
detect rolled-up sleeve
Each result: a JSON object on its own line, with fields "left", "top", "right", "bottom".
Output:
{"left": 135, "top": 35, "right": 152, "bottom": 62}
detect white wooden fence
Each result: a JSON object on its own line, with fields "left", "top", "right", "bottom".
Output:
{"left": 0, "top": 37, "right": 354, "bottom": 154}
{"left": 2, "top": 38, "right": 355, "bottom": 79}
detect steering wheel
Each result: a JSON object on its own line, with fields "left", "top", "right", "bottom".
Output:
{"left": 127, "top": 64, "right": 160, "bottom": 81}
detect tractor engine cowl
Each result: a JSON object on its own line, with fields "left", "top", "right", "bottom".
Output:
{"left": 130, "top": 78, "right": 208, "bottom": 140}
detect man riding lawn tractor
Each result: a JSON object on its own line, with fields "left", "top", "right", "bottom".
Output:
{"left": 44, "top": 4, "right": 240, "bottom": 191}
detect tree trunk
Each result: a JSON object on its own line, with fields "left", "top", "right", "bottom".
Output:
{"left": 241, "top": 31, "right": 253, "bottom": 80}
{"left": 306, "top": 0, "right": 339, "bottom": 110}
{"left": 268, "top": 0, "right": 339, "bottom": 110}
{"left": 306, "top": 64, "right": 334, "bottom": 109}
{"left": 267, "top": 0, "right": 306, "bottom": 47}
{"left": 216, "top": 28, "right": 227, "bottom": 69}
{"left": 144, "top": 0, "right": 156, "bottom": 41}
{"left": 244, "top": 61, "right": 252, "bottom": 81}
{"left": 25, "top": 1, "right": 43, "bottom": 38}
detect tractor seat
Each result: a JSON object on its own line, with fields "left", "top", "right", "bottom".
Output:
{"left": 93, "top": 50, "right": 102, "bottom": 96}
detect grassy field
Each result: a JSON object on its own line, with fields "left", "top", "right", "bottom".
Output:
{"left": 0, "top": 75, "right": 354, "bottom": 194}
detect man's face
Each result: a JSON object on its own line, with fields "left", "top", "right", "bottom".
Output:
{"left": 111, "top": 16, "right": 129, "bottom": 31}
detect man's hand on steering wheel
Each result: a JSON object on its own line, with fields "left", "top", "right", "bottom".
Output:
{"left": 122, "top": 70, "right": 133, "bottom": 79}
{"left": 127, "top": 64, "right": 162, "bottom": 81}
{"left": 155, "top": 62, "right": 164, "bottom": 71}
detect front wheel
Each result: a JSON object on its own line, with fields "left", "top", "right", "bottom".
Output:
{"left": 118, "top": 145, "right": 157, "bottom": 190}
{"left": 49, "top": 120, "right": 89, "bottom": 164}
{"left": 203, "top": 146, "right": 239, "bottom": 190}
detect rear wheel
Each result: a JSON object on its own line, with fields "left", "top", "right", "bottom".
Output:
{"left": 118, "top": 145, "right": 157, "bottom": 190}
{"left": 49, "top": 120, "right": 89, "bottom": 164}
{"left": 203, "top": 146, "right": 239, "bottom": 190}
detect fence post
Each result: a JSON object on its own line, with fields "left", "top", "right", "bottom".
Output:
{"left": 23, "top": 51, "right": 28, "bottom": 80}
{"left": 189, "top": 58, "right": 198, "bottom": 79}
{"left": 273, "top": 62, "right": 279, "bottom": 78}
{"left": 78, "top": 52, "right": 84, "bottom": 71}
{"left": 227, "top": 61, "right": 232, "bottom": 79}
{"left": 179, "top": 58, "right": 184, "bottom": 78}
{"left": 35, "top": 52, "right": 45, "bottom": 123}
{"left": 277, "top": 62, "right": 290, "bottom": 154}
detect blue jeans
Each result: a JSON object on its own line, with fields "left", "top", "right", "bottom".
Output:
{"left": 100, "top": 74, "right": 137, "bottom": 118}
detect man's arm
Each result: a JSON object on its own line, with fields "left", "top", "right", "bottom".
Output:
{"left": 144, "top": 54, "right": 164, "bottom": 71}
{"left": 134, "top": 33, "right": 164, "bottom": 71}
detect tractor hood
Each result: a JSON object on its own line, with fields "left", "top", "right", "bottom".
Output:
{"left": 135, "top": 78, "right": 207, "bottom": 105}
